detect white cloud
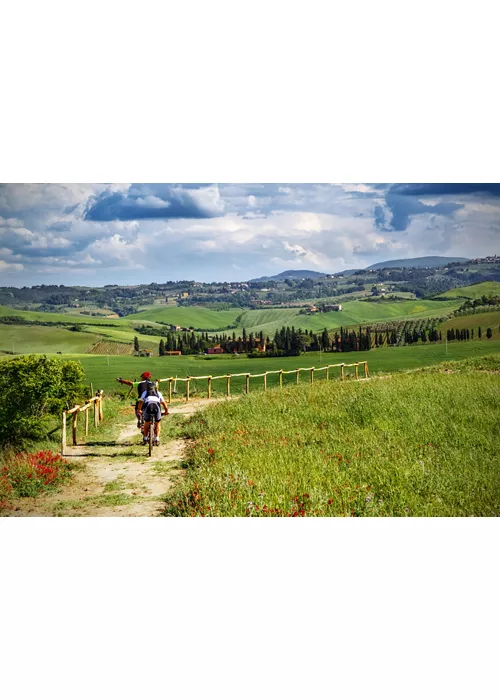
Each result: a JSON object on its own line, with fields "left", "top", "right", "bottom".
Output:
{"left": 0, "top": 260, "right": 24, "bottom": 271}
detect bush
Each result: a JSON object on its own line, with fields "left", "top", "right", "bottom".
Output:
{"left": 0, "top": 355, "right": 85, "bottom": 447}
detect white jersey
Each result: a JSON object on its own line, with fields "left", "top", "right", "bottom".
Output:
{"left": 140, "top": 390, "right": 165, "bottom": 405}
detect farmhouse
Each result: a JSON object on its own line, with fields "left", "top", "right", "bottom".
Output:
{"left": 306, "top": 305, "right": 319, "bottom": 313}
{"left": 208, "top": 345, "right": 224, "bottom": 354}
{"left": 322, "top": 304, "right": 342, "bottom": 312}
{"left": 169, "top": 324, "right": 182, "bottom": 331}
{"left": 165, "top": 350, "right": 182, "bottom": 356}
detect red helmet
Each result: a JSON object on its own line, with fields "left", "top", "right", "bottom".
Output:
{"left": 141, "top": 371, "right": 152, "bottom": 379}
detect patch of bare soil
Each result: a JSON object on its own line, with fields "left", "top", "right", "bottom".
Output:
{"left": 5, "top": 398, "right": 221, "bottom": 518}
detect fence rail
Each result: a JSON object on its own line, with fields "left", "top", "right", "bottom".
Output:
{"left": 61, "top": 390, "right": 103, "bottom": 455}
{"left": 157, "top": 361, "right": 368, "bottom": 402}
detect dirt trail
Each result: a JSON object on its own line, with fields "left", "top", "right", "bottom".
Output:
{"left": 7, "top": 398, "right": 220, "bottom": 518}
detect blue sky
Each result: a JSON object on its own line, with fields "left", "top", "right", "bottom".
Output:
{"left": 0, "top": 183, "right": 499, "bottom": 286}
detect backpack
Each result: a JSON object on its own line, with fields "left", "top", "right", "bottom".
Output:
{"left": 145, "top": 380, "right": 159, "bottom": 400}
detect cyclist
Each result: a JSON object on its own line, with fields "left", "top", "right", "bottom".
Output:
{"left": 116, "top": 372, "right": 155, "bottom": 428}
{"left": 137, "top": 382, "right": 169, "bottom": 446}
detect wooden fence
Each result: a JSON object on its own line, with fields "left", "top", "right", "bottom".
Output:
{"left": 157, "top": 361, "right": 368, "bottom": 402}
{"left": 61, "top": 390, "right": 103, "bottom": 455}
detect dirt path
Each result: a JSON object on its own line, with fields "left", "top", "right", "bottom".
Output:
{"left": 7, "top": 398, "right": 220, "bottom": 518}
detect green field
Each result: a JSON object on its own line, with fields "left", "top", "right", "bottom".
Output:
{"left": 47, "top": 339, "right": 500, "bottom": 394}
{"left": 162, "top": 355, "right": 500, "bottom": 517}
{"left": 0, "top": 304, "right": 128, "bottom": 326}
{"left": 285, "top": 299, "right": 460, "bottom": 333}
{"left": 0, "top": 325, "right": 101, "bottom": 354}
{"left": 439, "top": 310, "right": 500, "bottom": 338}
{"left": 127, "top": 306, "right": 243, "bottom": 329}
{"left": 438, "top": 281, "right": 500, "bottom": 299}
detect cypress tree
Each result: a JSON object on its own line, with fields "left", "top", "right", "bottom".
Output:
{"left": 159, "top": 339, "right": 165, "bottom": 356}
{"left": 134, "top": 336, "right": 140, "bottom": 352}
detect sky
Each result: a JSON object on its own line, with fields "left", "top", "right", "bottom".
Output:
{"left": 0, "top": 183, "right": 499, "bottom": 287}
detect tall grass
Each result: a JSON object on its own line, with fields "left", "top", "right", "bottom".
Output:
{"left": 163, "top": 357, "right": 500, "bottom": 517}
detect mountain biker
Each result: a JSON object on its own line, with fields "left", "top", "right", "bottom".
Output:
{"left": 137, "top": 382, "right": 169, "bottom": 446}
{"left": 116, "top": 372, "right": 155, "bottom": 428}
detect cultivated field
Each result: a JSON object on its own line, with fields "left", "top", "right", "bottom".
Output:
{"left": 126, "top": 306, "right": 242, "bottom": 329}
{"left": 162, "top": 355, "right": 500, "bottom": 517}
{"left": 437, "top": 281, "right": 500, "bottom": 299}
{"left": 439, "top": 310, "right": 500, "bottom": 338}
{"left": 0, "top": 325, "right": 101, "bottom": 355}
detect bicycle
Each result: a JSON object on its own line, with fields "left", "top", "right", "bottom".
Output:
{"left": 144, "top": 411, "right": 167, "bottom": 456}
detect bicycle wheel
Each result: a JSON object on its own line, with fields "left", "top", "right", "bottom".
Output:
{"left": 149, "top": 419, "right": 154, "bottom": 456}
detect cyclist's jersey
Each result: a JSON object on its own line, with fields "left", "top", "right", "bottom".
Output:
{"left": 140, "top": 390, "right": 165, "bottom": 406}
{"left": 137, "top": 380, "right": 149, "bottom": 398}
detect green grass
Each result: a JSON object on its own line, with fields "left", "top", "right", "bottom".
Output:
{"left": 50, "top": 339, "right": 500, "bottom": 394}
{"left": 126, "top": 306, "right": 243, "bottom": 329}
{"left": 439, "top": 310, "right": 500, "bottom": 338}
{"left": 233, "top": 300, "right": 460, "bottom": 336}
{"left": 162, "top": 357, "right": 500, "bottom": 517}
{"left": 437, "top": 281, "right": 500, "bottom": 300}
{"left": 0, "top": 324, "right": 101, "bottom": 354}
{"left": 0, "top": 304, "right": 128, "bottom": 326}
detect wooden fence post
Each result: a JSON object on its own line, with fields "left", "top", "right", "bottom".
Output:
{"left": 326, "top": 365, "right": 329, "bottom": 381}
{"left": 186, "top": 378, "right": 190, "bottom": 402}
{"left": 72, "top": 407, "right": 79, "bottom": 446}
{"left": 85, "top": 406, "right": 89, "bottom": 436}
{"left": 364, "top": 361, "right": 369, "bottom": 378}
{"left": 61, "top": 412, "right": 66, "bottom": 456}
{"left": 310, "top": 367, "right": 314, "bottom": 384}
{"left": 245, "top": 374, "right": 250, "bottom": 394}
{"left": 355, "top": 363, "right": 359, "bottom": 380}
{"left": 279, "top": 369, "right": 283, "bottom": 388}
{"left": 208, "top": 376, "right": 212, "bottom": 399}
{"left": 226, "top": 375, "right": 231, "bottom": 397}
{"left": 94, "top": 398, "right": 98, "bottom": 428}
{"left": 296, "top": 369, "right": 299, "bottom": 384}
{"left": 168, "top": 378, "right": 173, "bottom": 403}
{"left": 99, "top": 390, "right": 103, "bottom": 420}
{"left": 90, "top": 382, "right": 93, "bottom": 397}
{"left": 341, "top": 364, "right": 345, "bottom": 381}
{"left": 263, "top": 373, "right": 267, "bottom": 391}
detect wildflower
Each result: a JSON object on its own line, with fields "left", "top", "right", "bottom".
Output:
{"left": 327, "top": 499, "right": 333, "bottom": 505}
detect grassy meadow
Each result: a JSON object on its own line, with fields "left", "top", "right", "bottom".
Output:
{"left": 437, "top": 281, "right": 500, "bottom": 299}
{"left": 0, "top": 324, "right": 101, "bottom": 355}
{"left": 52, "top": 338, "right": 500, "bottom": 394}
{"left": 438, "top": 310, "right": 500, "bottom": 337}
{"left": 162, "top": 355, "right": 500, "bottom": 517}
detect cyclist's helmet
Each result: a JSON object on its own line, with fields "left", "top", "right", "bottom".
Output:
{"left": 141, "top": 371, "right": 152, "bottom": 379}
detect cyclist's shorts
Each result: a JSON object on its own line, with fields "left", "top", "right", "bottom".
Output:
{"left": 144, "top": 403, "right": 162, "bottom": 422}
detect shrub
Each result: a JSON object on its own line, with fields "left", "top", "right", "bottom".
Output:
{"left": 0, "top": 355, "right": 85, "bottom": 447}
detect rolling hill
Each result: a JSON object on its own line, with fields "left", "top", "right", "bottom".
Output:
{"left": 437, "top": 281, "right": 500, "bottom": 299}
{"left": 367, "top": 256, "right": 469, "bottom": 270}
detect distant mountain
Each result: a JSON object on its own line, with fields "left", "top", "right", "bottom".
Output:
{"left": 249, "top": 269, "right": 327, "bottom": 282}
{"left": 366, "top": 256, "right": 469, "bottom": 270}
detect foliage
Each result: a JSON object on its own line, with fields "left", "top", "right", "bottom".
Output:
{"left": 0, "top": 355, "right": 85, "bottom": 446}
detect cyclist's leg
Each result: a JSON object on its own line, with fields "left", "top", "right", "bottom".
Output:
{"left": 154, "top": 404, "right": 161, "bottom": 437}
{"left": 135, "top": 400, "right": 142, "bottom": 427}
